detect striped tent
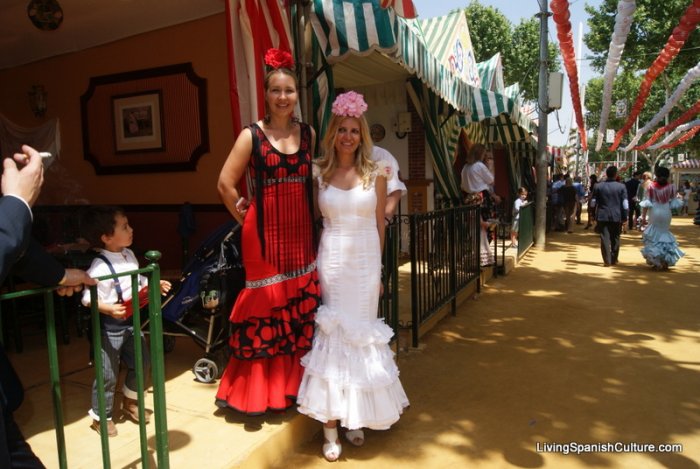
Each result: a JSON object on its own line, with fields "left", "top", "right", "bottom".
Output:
{"left": 310, "top": 0, "right": 399, "bottom": 62}
{"left": 310, "top": 1, "right": 518, "bottom": 120}
{"left": 225, "top": 0, "right": 295, "bottom": 134}
{"left": 485, "top": 114, "right": 531, "bottom": 144}
{"left": 406, "top": 78, "right": 463, "bottom": 204}
{"left": 673, "top": 158, "right": 700, "bottom": 169}
{"left": 413, "top": 9, "right": 481, "bottom": 88}
{"left": 477, "top": 53, "right": 505, "bottom": 92}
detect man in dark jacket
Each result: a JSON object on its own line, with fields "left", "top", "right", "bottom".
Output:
{"left": 591, "top": 166, "right": 629, "bottom": 266}
{"left": 625, "top": 171, "right": 642, "bottom": 230}
{"left": 1, "top": 145, "right": 94, "bottom": 468}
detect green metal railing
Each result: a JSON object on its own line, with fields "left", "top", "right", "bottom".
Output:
{"left": 0, "top": 251, "right": 169, "bottom": 469}
{"left": 379, "top": 218, "right": 400, "bottom": 353}
{"left": 408, "top": 205, "right": 481, "bottom": 347}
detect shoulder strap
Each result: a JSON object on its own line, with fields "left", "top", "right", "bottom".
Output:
{"left": 96, "top": 254, "right": 124, "bottom": 303}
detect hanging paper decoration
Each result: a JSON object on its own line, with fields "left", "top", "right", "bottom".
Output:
{"left": 380, "top": 0, "right": 418, "bottom": 19}
{"left": 658, "top": 126, "right": 700, "bottom": 149}
{"left": 624, "top": 61, "right": 700, "bottom": 151}
{"left": 595, "top": 0, "right": 636, "bottom": 151}
{"left": 634, "top": 99, "right": 700, "bottom": 150}
{"left": 609, "top": 1, "right": 700, "bottom": 151}
{"left": 648, "top": 119, "right": 700, "bottom": 149}
{"left": 550, "top": 0, "right": 588, "bottom": 151}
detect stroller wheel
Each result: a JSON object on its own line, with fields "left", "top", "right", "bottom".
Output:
{"left": 193, "top": 357, "right": 218, "bottom": 383}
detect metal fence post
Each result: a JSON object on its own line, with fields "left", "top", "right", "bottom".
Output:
{"left": 145, "top": 251, "right": 170, "bottom": 468}
{"left": 409, "top": 214, "right": 419, "bottom": 348}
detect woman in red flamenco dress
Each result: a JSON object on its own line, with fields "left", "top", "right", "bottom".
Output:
{"left": 215, "top": 49, "right": 320, "bottom": 415}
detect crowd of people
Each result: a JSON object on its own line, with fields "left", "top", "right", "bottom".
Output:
{"left": 550, "top": 165, "right": 689, "bottom": 271}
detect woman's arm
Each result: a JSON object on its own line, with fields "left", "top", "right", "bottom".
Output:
{"left": 375, "top": 175, "right": 388, "bottom": 252}
{"left": 217, "top": 128, "right": 253, "bottom": 224}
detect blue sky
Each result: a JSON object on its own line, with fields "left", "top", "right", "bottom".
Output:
{"left": 411, "top": 0, "right": 603, "bottom": 146}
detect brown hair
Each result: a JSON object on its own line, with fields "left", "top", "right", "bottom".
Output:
{"left": 82, "top": 206, "right": 124, "bottom": 248}
{"left": 468, "top": 143, "right": 487, "bottom": 164}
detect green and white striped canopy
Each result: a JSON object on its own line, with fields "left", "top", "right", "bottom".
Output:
{"left": 310, "top": 1, "right": 519, "bottom": 122}
{"left": 477, "top": 53, "right": 505, "bottom": 92}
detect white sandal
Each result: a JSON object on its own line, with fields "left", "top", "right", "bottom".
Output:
{"left": 345, "top": 429, "right": 365, "bottom": 447}
{"left": 322, "top": 426, "right": 342, "bottom": 462}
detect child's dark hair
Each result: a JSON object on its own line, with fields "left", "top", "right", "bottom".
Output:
{"left": 82, "top": 206, "right": 124, "bottom": 247}
{"left": 518, "top": 187, "right": 527, "bottom": 195}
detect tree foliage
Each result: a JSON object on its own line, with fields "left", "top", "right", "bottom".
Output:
{"left": 584, "top": 0, "right": 700, "bottom": 157}
{"left": 465, "top": 1, "right": 560, "bottom": 101}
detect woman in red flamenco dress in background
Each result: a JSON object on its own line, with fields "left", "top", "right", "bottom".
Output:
{"left": 215, "top": 49, "right": 320, "bottom": 415}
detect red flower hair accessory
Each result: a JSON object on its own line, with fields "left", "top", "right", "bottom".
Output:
{"left": 264, "top": 48, "right": 294, "bottom": 69}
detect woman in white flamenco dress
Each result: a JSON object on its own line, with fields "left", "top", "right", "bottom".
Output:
{"left": 296, "top": 92, "right": 409, "bottom": 462}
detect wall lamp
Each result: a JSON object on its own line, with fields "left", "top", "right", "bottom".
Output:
{"left": 28, "top": 85, "right": 47, "bottom": 118}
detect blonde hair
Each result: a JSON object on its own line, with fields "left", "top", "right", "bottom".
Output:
{"left": 317, "top": 114, "right": 375, "bottom": 188}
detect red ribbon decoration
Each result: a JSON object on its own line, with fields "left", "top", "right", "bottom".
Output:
{"left": 658, "top": 125, "right": 700, "bottom": 149}
{"left": 609, "top": 2, "right": 700, "bottom": 151}
{"left": 550, "top": 0, "right": 588, "bottom": 151}
{"left": 379, "top": 0, "right": 418, "bottom": 19}
{"left": 634, "top": 99, "right": 700, "bottom": 150}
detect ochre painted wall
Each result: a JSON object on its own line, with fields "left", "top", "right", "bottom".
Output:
{"left": 0, "top": 14, "right": 233, "bottom": 206}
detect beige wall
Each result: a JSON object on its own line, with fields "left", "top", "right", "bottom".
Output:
{"left": 0, "top": 14, "right": 233, "bottom": 206}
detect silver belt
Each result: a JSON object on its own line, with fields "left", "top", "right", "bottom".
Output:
{"left": 245, "top": 261, "right": 316, "bottom": 288}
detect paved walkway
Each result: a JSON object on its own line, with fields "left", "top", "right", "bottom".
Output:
{"left": 12, "top": 216, "right": 700, "bottom": 468}
{"left": 275, "top": 216, "right": 700, "bottom": 468}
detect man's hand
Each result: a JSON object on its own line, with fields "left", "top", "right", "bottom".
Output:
{"left": 2, "top": 145, "right": 44, "bottom": 206}
{"left": 55, "top": 269, "right": 97, "bottom": 297}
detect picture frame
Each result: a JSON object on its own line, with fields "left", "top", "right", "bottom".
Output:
{"left": 112, "top": 90, "right": 164, "bottom": 153}
{"left": 80, "top": 63, "right": 209, "bottom": 175}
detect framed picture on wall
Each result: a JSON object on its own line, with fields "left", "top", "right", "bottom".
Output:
{"left": 112, "top": 90, "right": 164, "bottom": 153}
{"left": 81, "top": 62, "right": 209, "bottom": 174}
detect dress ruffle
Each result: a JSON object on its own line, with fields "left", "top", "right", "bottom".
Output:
{"left": 215, "top": 272, "right": 320, "bottom": 415}
{"left": 641, "top": 224, "right": 685, "bottom": 268}
{"left": 297, "top": 305, "right": 409, "bottom": 430}
{"left": 314, "top": 305, "right": 394, "bottom": 348}
{"left": 227, "top": 272, "right": 319, "bottom": 359}
{"left": 639, "top": 199, "right": 685, "bottom": 269}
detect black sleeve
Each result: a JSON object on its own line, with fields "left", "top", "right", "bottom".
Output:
{"left": 0, "top": 196, "right": 33, "bottom": 285}
{"left": 12, "top": 238, "right": 65, "bottom": 286}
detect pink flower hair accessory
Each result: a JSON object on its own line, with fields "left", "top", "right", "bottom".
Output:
{"left": 331, "top": 91, "right": 368, "bottom": 118}
{"left": 264, "top": 48, "right": 294, "bottom": 69}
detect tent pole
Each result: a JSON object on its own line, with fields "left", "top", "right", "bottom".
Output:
{"left": 534, "top": 0, "right": 550, "bottom": 247}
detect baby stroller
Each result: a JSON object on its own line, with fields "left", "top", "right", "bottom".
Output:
{"left": 154, "top": 220, "right": 245, "bottom": 383}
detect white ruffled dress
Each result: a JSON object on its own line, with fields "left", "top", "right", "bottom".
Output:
{"left": 296, "top": 162, "right": 409, "bottom": 430}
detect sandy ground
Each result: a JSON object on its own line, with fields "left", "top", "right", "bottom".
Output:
{"left": 274, "top": 216, "right": 700, "bottom": 468}
{"left": 10, "top": 215, "right": 699, "bottom": 469}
